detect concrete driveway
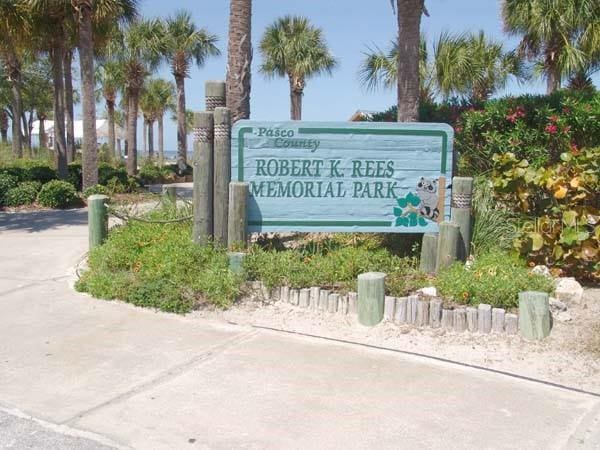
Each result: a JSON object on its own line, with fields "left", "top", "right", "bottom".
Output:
{"left": 0, "top": 209, "right": 599, "bottom": 449}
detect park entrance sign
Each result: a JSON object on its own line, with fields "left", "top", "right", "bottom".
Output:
{"left": 231, "top": 121, "right": 454, "bottom": 233}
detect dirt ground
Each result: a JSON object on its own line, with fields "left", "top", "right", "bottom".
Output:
{"left": 191, "top": 287, "right": 600, "bottom": 394}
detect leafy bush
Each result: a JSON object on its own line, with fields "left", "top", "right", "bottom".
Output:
{"left": 37, "top": 180, "right": 78, "bottom": 208}
{"left": 492, "top": 148, "right": 599, "bottom": 279}
{"left": 436, "top": 251, "right": 554, "bottom": 309}
{"left": 138, "top": 162, "right": 175, "bottom": 184}
{"left": 0, "top": 173, "right": 19, "bottom": 205}
{"left": 76, "top": 218, "right": 240, "bottom": 312}
{"left": 67, "top": 163, "right": 83, "bottom": 190}
{"left": 83, "top": 184, "right": 110, "bottom": 198}
{"left": 456, "top": 90, "right": 600, "bottom": 174}
{"left": 4, "top": 181, "right": 42, "bottom": 206}
{"left": 244, "top": 241, "right": 428, "bottom": 296}
{"left": 98, "top": 163, "right": 128, "bottom": 185}
{"left": 0, "top": 161, "right": 57, "bottom": 183}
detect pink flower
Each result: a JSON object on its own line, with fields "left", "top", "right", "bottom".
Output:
{"left": 454, "top": 126, "right": 463, "bottom": 133}
{"left": 545, "top": 124, "right": 558, "bottom": 134}
{"left": 549, "top": 115, "right": 559, "bottom": 123}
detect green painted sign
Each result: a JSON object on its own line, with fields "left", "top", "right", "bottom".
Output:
{"left": 232, "top": 121, "right": 453, "bottom": 233}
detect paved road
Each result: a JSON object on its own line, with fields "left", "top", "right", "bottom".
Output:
{"left": 1, "top": 209, "right": 599, "bottom": 450}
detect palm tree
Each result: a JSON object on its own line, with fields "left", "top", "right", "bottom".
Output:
{"left": 0, "top": 1, "right": 30, "bottom": 157}
{"left": 360, "top": 37, "right": 433, "bottom": 102}
{"left": 360, "top": 31, "right": 526, "bottom": 104}
{"left": 74, "top": 0, "right": 138, "bottom": 188}
{"left": 502, "top": 0, "right": 600, "bottom": 94}
{"left": 96, "top": 61, "right": 123, "bottom": 160}
{"left": 112, "top": 19, "right": 163, "bottom": 175}
{"left": 162, "top": 11, "right": 219, "bottom": 172}
{"left": 226, "top": 0, "right": 252, "bottom": 122}
{"left": 140, "top": 78, "right": 174, "bottom": 166}
{"left": 259, "top": 16, "right": 337, "bottom": 120}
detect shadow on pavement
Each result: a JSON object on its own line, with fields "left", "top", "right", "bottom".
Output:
{"left": 0, "top": 209, "right": 88, "bottom": 233}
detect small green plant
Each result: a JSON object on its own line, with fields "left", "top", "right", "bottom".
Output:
{"left": 76, "top": 215, "right": 240, "bottom": 312}
{"left": 0, "top": 173, "right": 19, "bottom": 205}
{"left": 83, "top": 184, "right": 110, "bottom": 198}
{"left": 435, "top": 251, "right": 554, "bottom": 309}
{"left": 138, "top": 162, "right": 174, "bottom": 184}
{"left": 4, "top": 181, "right": 42, "bottom": 206}
{"left": 37, "top": 180, "right": 78, "bottom": 208}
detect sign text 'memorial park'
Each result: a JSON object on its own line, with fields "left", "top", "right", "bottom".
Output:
{"left": 232, "top": 121, "right": 453, "bottom": 233}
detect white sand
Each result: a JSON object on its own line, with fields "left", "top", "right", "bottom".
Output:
{"left": 191, "top": 287, "right": 600, "bottom": 394}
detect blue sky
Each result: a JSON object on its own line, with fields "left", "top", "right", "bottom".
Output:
{"left": 116, "top": 0, "right": 595, "bottom": 151}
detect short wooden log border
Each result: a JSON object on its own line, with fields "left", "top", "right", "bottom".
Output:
{"left": 245, "top": 281, "right": 523, "bottom": 336}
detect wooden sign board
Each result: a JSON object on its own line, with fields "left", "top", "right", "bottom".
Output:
{"left": 231, "top": 121, "right": 453, "bottom": 233}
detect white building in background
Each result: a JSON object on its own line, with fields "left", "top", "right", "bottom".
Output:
{"left": 31, "top": 119, "right": 125, "bottom": 153}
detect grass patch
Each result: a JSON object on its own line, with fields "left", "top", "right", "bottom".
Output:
{"left": 435, "top": 250, "right": 554, "bottom": 309}
{"left": 76, "top": 218, "right": 241, "bottom": 313}
{"left": 244, "top": 236, "right": 429, "bottom": 296}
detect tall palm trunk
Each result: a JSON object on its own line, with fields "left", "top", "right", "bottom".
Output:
{"left": 396, "top": 0, "right": 423, "bottom": 122}
{"left": 0, "top": 110, "right": 8, "bottom": 143}
{"left": 38, "top": 113, "right": 48, "bottom": 149}
{"left": 64, "top": 50, "right": 76, "bottom": 162}
{"left": 78, "top": 2, "right": 98, "bottom": 190}
{"left": 226, "top": 0, "right": 252, "bottom": 122}
{"left": 158, "top": 113, "right": 164, "bottom": 167}
{"left": 174, "top": 74, "right": 187, "bottom": 171}
{"left": 289, "top": 76, "right": 304, "bottom": 120}
{"left": 148, "top": 119, "right": 154, "bottom": 159}
{"left": 6, "top": 58, "right": 23, "bottom": 157}
{"left": 142, "top": 119, "right": 147, "bottom": 156}
{"left": 21, "top": 112, "right": 31, "bottom": 156}
{"left": 126, "top": 90, "right": 139, "bottom": 175}
{"left": 106, "top": 98, "right": 116, "bottom": 159}
{"left": 546, "top": 59, "right": 561, "bottom": 94}
{"left": 51, "top": 45, "right": 68, "bottom": 178}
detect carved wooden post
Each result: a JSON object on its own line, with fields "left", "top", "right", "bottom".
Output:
{"left": 451, "top": 177, "right": 474, "bottom": 261}
{"left": 213, "top": 107, "right": 231, "bottom": 244}
{"left": 192, "top": 112, "right": 214, "bottom": 243}
{"left": 205, "top": 81, "right": 226, "bottom": 111}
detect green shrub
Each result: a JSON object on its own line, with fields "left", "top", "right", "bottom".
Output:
{"left": 67, "top": 163, "right": 83, "bottom": 190}
{"left": 138, "top": 163, "right": 174, "bottom": 184}
{"left": 37, "top": 180, "right": 78, "bottom": 208}
{"left": 435, "top": 251, "right": 554, "bottom": 309}
{"left": 76, "top": 217, "right": 240, "bottom": 312}
{"left": 455, "top": 90, "right": 600, "bottom": 175}
{"left": 0, "top": 173, "right": 19, "bottom": 205}
{"left": 98, "top": 163, "right": 128, "bottom": 185}
{"left": 492, "top": 148, "right": 599, "bottom": 280}
{"left": 4, "top": 181, "right": 42, "bottom": 206}
{"left": 243, "top": 242, "right": 427, "bottom": 295}
{"left": 83, "top": 184, "right": 110, "bottom": 198}
{"left": 22, "top": 164, "right": 57, "bottom": 183}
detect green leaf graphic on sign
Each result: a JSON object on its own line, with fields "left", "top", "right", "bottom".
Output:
{"left": 393, "top": 192, "right": 428, "bottom": 227}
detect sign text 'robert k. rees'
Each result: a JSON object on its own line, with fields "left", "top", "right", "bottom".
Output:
{"left": 232, "top": 121, "right": 453, "bottom": 233}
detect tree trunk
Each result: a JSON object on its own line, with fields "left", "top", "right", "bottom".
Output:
{"left": 7, "top": 58, "right": 23, "bottom": 157}
{"left": 396, "top": 0, "right": 423, "bottom": 122}
{"left": 148, "top": 119, "right": 154, "bottom": 159}
{"left": 142, "top": 119, "right": 147, "bottom": 157}
{"left": 64, "top": 50, "right": 76, "bottom": 163}
{"left": 1, "top": 110, "right": 8, "bottom": 143}
{"left": 78, "top": 2, "right": 99, "bottom": 190}
{"left": 546, "top": 63, "right": 561, "bottom": 94}
{"left": 107, "top": 99, "right": 116, "bottom": 160}
{"left": 39, "top": 115, "right": 47, "bottom": 149}
{"left": 158, "top": 114, "right": 164, "bottom": 167}
{"left": 175, "top": 74, "right": 187, "bottom": 172}
{"left": 126, "top": 91, "right": 139, "bottom": 175}
{"left": 21, "top": 112, "right": 31, "bottom": 157}
{"left": 226, "top": 0, "right": 252, "bottom": 122}
{"left": 51, "top": 45, "right": 68, "bottom": 178}
{"left": 289, "top": 76, "right": 303, "bottom": 120}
